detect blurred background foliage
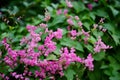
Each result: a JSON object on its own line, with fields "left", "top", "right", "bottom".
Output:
{"left": 0, "top": 0, "right": 120, "bottom": 80}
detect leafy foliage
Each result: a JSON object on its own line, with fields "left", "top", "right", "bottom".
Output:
{"left": 0, "top": 0, "right": 120, "bottom": 80}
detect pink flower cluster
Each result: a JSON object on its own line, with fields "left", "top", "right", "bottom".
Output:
{"left": 56, "top": 9, "right": 68, "bottom": 15}
{"left": 66, "top": 0, "right": 73, "bottom": 8}
{"left": 1, "top": 25, "right": 95, "bottom": 80}
{"left": 94, "top": 37, "right": 112, "bottom": 53}
{"left": 84, "top": 54, "right": 94, "bottom": 71}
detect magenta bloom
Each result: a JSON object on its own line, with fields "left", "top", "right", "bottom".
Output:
{"left": 78, "top": 21, "right": 83, "bottom": 27}
{"left": 84, "top": 54, "right": 94, "bottom": 71}
{"left": 57, "top": 9, "right": 62, "bottom": 15}
{"left": 87, "top": 3, "right": 93, "bottom": 10}
{"left": 66, "top": 0, "right": 73, "bottom": 8}
{"left": 94, "top": 37, "right": 111, "bottom": 53}
{"left": 54, "top": 28, "right": 63, "bottom": 39}
{"left": 64, "top": 9, "right": 68, "bottom": 15}
{"left": 70, "top": 30, "right": 77, "bottom": 37}
{"left": 67, "top": 18, "right": 74, "bottom": 25}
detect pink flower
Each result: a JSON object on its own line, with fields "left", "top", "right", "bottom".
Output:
{"left": 82, "top": 29, "right": 90, "bottom": 37}
{"left": 75, "top": 16, "right": 79, "bottom": 20}
{"left": 26, "top": 25, "right": 37, "bottom": 32}
{"left": 84, "top": 54, "right": 94, "bottom": 71}
{"left": 66, "top": 0, "right": 73, "bottom": 8}
{"left": 93, "top": 24, "right": 98, "bottom": 29}
{"left": 67, "top": 18, "right": 74, "bottom": 25}
{"left": 99, "top": 25, "right": 103, "bottom": 30}
{"left": 54, "top": 28, "right": 63, "bottom": 39}
{"left": 102, "top": 28, "right": 107, "bottom": 32}
{"left": 84, "top": 37, "right": 89, "bottom": 44}
{"left": 94, "top": 0, "right": 98, "bottom": 2}
{"left": 67, "top": 26, "right": 71, "bottom": 30}
{"left": 57, "top": 9, "right": 62, "bottom": 15}
{"left": 94, "top": 37, "right": 111, "bottom": 53}
{"left": 64, "top": 9, "right": 68, "bottom": 15}
{"left": 0, "top": 51, "right": 2, "bottom": 58}
{"left": 39, "top": 23, "right": 47, "bottom": 28}
{"left": 70, "top": 30, "right": 77, "bottom": 37}
{"left": 44, "top": 11, "right": 51, "bottom": 21}
{"left": 25, "top": 78, "right": 30, "bottom": 80}
{"left": 15, "top": 75, "right": 19, "bottom": 79}
{"left": 87, "top": 3, "right": 93, "bottom": 10}
{"left": 100, "top": 18, "right": 105, "bottom": 23}
{"left": 78, "top": 21, "right": 83, "bottom": 27}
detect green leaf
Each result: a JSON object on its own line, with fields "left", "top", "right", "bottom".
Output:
{"left": 53, "top": 45, "right": 61, "bottom": 55}
{"left": 88, "top": 36, "right": 96, "bottom": 44}
{"left": 51, "top": 3, "right": 58, "bottom": 9}
{"left": 60, "top": 38, "right": 84, "bottom": 52}
{"left": 89, "top": 12, "right": 96, "bottom": 20}
{"left": 93, "top": 30, "right": 104, "bottom": 38}
{"left": 72, "top": 1, "right": 85, "bottom": 13}
{"left": 46, "top": 54, "right": 58, "bottom": 60}
{"left": 110, "top": 76, "right": 120, "bottom": 80}
{"left": 0, "top": 63, "right": 9, "bottom": 74}
{"left": 0, "top": 23, "right": 7, "bottom": 30}
{"left": 83, "top": 22, "right": 90, "bottom": 30}
{"left": 64, "top": 68, "right": 75, "bottom": 80}
{"left": 47, "top": 6, "right": 53, "bottom": 12}
{"left": 62, "top": 28, "right": 68, "bottom": 35}
{"left": 93, "top": 51, "right": 105, "bottom": 61}
{"left": 103, "top": 23, "right": 115, "bottom": 33}
{"left": 109, "top": 6, "right": 119, "bottom": 16}
{"left": 111, "top": 34, "right": 120, "bottom": 45}
{"left": 8, "top": 68, "right": 13, "bottom": 72}
{"left": 51, "top": 15, "right": 65, "bottom": 26}
{"left": 85, "top": 44, "right": 93, "bottom": 52}
{"left": 95, "top": 9, "right": 108, "bottom": 18}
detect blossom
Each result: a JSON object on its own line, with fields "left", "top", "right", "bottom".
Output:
{"left": 78, "top": 21, "right": 83, "bottom": 27}
{"left": 87, "top": 3, "right": 93, "bottom": 10}
{"left": 94, "top": 0, "right": 98, "bottom": 2}
{"left": 75, "top": 16, "right": 79, "bottom": 20}
{"left": 66, "top": 0, "right": 73, "bottom": 8}
{"left": 39, "top": 23, "right": 47, "bottom": 28}
{"left": 64, "top": 9, "right": 68, "bottom": 15}
{"left": 84, "top": 54, "right": 94, "bottom": 71}
{"left": 70, "top": 30, "right": 77, "bottom": 37}
{"left": 57, "top": 9, "right": 62, "bottom": 15}
{"left": 82, "top": 29, "right": 90, "bottom": 37}
{"left": 93, "top": 24, "right": 98, "bottom": 29}
{"left": 67, "top": 18, "right": 74, "bottom": 25}
{"left": 54, "top": 28, "right": 63, "bottom": 39}
{"left": 44, "top": 10, "right": 51, "bottom": 21}
{"left": 94, "top": 37, "right": 111, "bottom": 53}
{"left": 102, "top": 28, "right": 107, "bottom": 32}
{"left": 26, "top": 25, "right": 37, "bottom": 32}
{"left": 100, "top": 18, "right": 105, "bottom": 23}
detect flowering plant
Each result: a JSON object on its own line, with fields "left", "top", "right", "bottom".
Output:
{"left": 0, "top": 0, "right": 116, "bottom": 80}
